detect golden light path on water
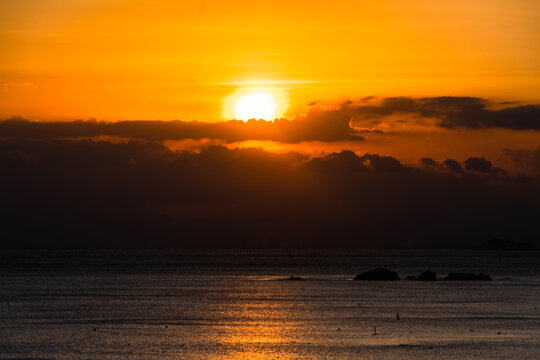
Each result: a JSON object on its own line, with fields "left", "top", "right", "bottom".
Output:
{"left": 172, "top": 276, "right": 408, "bottom": 360}
{"left": 3, "top": 252, "right": 539, "bottom": 359}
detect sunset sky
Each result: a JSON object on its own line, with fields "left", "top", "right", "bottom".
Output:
{"left": 2, "top": 0, "right": 540, "bottom": 121}
{"left": 1, "top": 1, "right": 539, "bottom": 249}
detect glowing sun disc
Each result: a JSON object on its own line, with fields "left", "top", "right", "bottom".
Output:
{"left": 222, "top": 86, "right": 288, "bottom": 121}
{"left": 234, "top": 92, "right": 277, "bottom": 121}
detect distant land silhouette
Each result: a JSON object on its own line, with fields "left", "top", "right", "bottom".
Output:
{"left": 475, "top": 239, "right": 538, "bottom": 251}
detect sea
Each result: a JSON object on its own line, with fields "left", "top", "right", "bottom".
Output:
{"left": 1, "top": 250, "right": 539, "bottom": 360}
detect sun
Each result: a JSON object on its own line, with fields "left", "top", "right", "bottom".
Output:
{"left": 223, "top": 87, "right": 288, "bottom": 121}
{"left": 234, "top": 92, "right": 277, "bottom": 121}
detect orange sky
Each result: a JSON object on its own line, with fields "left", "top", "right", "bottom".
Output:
{"left": 1, "top": 0, "right": 540, "bottom": 121}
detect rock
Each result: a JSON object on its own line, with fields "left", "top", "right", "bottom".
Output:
{"left": 354, "top": 268, "right": 400, "bottom": 281}
{"left": 443, "top": 272, "right": 492, "bottom": 281}
{"left": 406, "top": 270, "right": 436, "bottom": 281}
{"left": 285, "top": 275, "right": 303, "bottom": 281}
{"left": 416, "top": 270, "right": 437, "bottom": 281}
{"left": 475, "top": 239, "right": 538, "bottom": 251}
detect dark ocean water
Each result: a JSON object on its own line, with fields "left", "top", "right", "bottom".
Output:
{"left": 1, "top": 250, "right": 539, "bottom": 359}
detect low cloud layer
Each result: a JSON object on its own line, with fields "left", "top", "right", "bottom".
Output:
{"left": 1, "top": 138, "right": 538, "bottom": 249}
{"left": 2, "top": 97, "right": 538, "bottom": 145}
{"left": 0, "top": 107, "right": 360, "bottom": 143}
{"left": 503, "top": 146, "right": 540, "bottom": 177}
{"left": 346, "top": 96, "right": 540, "bottom": 130}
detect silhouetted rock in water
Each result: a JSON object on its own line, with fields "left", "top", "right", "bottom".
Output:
{"left": 284, "top": 275, "right": 303, "bottom": 281}
{"left": 475, "top": 239, "right": 538, "bottom": 251}
{"left": 407, "top": 270, "right": 437, "bottom": 281}
{"left": 417, "top": 270, "right": 437, "bottom": 281}
{"left": 443, "top": 273, "right": 492, "bottom": 281}
{"left": 354, "top": 268, "right": 400, "bottom": 281}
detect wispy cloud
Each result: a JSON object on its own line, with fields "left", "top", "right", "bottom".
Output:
{"left": 213, "top": 79, "right": 325, "bottom": 86}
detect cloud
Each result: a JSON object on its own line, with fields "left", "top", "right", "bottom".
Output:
{"left": 303, "top": 150, "right": 368, "bottom": 172}
{"left": 346, "top": 96, "right": 540, "bottom": 130}
{"left": 2, "top": 96, "right": 538, "bottom": 144}
{"left": 464, "top": 157, "right": 492, "bottom": 173}
{"left": 1, "top": 138, "right": 538, "bottom": 249}
{"left": 419, "top": 157, "right": 439, "bottom": 168}
{"left": 358, "top": 153, "right": 412, "bottom": 172}
{"left": 302, "top": 151, "right": 413, "bottom": 173}
{"left": 419, "top": 156, "right": 494, "bottom": 174}
{"left": 443, "top": 159, "right": 463, "bottom": 173}
{"left": 503, "top": 146, "right": 540, "bottom": 177}
{"left": 0, "top": 108, "right": 362, "bottom": 143}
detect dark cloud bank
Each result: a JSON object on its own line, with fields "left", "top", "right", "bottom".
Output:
{"left": 0, "top": 107, "right": 358, "bottom": 143}
{"left": 1, "top": 96, "right": 539, "bottom": 144}
{"left": 1, "top": 138, "right": 538, "bottom": 249}
{"left": 347, "top": 96, "right": 540, "bottom": 130}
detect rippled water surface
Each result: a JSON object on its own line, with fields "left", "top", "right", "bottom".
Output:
{"left": 1, "top": 250, "right": 539, "bottom": 359}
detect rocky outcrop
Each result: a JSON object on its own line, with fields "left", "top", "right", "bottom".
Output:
{"left": 354, "top": 268, "right": 400, "bottom": 281}
{"left": 407, "top": 270, "right": 492, "bottom": 281}
{"left": 284, "top": 275, "right": 303, "bottom": 281}
{"left": 443, "top": 273, "right": 492, "bottom": 281}
{"left": 407, "top": 270, "right": 437, "bottom": 281}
